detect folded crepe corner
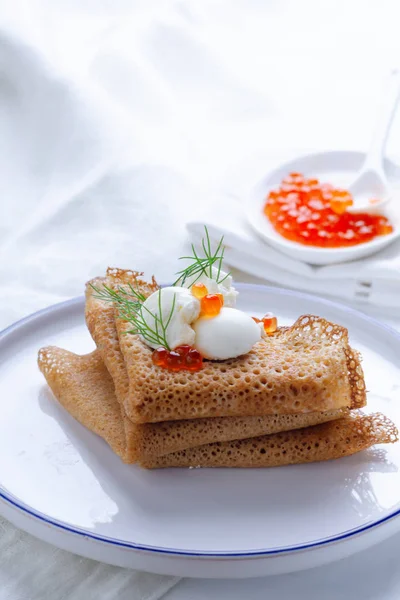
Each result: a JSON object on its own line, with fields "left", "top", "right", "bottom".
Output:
{"left": 38, "top": 346, "right": 136, "bottom": 463}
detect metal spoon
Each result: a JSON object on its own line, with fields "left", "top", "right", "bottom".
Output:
{"left": 347, "top": 68, "right": 400, "bottom": 214}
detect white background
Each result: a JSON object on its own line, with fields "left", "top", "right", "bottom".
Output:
{"left": 2, "top": 0, "right": 400, "bottom": 598}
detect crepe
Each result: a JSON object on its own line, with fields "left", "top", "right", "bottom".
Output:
{"left": 140, "top": 413, "right": 398, "bottom": 469}
{"left": 39, "top": 267, "right": 389, "bottom": 470}
{"left": 86, "top": 270, "right": 353, "bottom": 453}
{"left": 85, "top": 270, "right": 158, "bottom": 459}
{"left": 135, "top": 409, "right": 350, "bottom": 457}
{"left": 38, "top": 346, "right": 136, "bottom": 463}
{"left": 85, "top": 270, "right": 158, "bottom": 409}
{"left": 115, "top": 309, "right": 366, "bottom": 423}
{"left": 38, "top": 346, "right": 348, "bottom": 460}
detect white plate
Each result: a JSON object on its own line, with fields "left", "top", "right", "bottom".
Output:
{"left": 246, "top": 150, "right": 400, "bottom": 265}
{"left": 1, "top": 284, "right": 400, "bottom": 579}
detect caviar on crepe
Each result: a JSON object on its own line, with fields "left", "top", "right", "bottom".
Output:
{"left": 264, "top": 173, "right": 393, "bottom": 247}
{"left": 152, "top": 345, "right": 203, "bottom": 372}
{"left": 253, "top": 313, "right": 278, "bottom": 335}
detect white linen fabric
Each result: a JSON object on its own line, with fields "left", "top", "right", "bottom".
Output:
{"left": 2, "top": 1, "right": 400, "bottom": 599}
{"left": 0, "top": 520, "right": 179, "bottom": 600}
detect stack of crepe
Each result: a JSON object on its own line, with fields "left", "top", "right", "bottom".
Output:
{"left": 38, "top": 268, "right": 398, "bottom": 468}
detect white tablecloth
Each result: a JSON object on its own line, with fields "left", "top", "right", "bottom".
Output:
{"left": 2, "top": 0, "right": 400, "bottom": 598}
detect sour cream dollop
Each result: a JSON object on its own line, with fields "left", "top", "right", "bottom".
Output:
{"left": 141, "top": 287, "right": 200, "bottom": 350}
{"left": 181, "top": 266, "right": 238, "bottom": 307}
{"left": 192, "top": 307, "right": 262, "bottom": 360}
{"left": 141, "top": 280, "right": 262, "bottom": 361}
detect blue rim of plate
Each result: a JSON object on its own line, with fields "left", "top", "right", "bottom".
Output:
{"left": 1, "top": 284, "right": 400, "bottom": 558}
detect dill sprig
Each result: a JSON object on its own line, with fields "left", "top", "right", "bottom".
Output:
{"left": 90, "top": 283, "right": 146, "bottom": 321}
{"left": 90, "top": 283, "right": 176, "bottom": 350}
{"left": 174, "top": 226, "right": 230, "bottom": 286}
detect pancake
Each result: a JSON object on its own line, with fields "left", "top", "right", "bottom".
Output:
{"left": 85, "top": 270, "right": 158, "bottom": 409}
{"left": 140, "top": 412, "right": 398, "bottom": 469}
{"left": 38, "top": 346, "right": 135, "bottom": 463}
{"left": 38, "top": 267, "right": 380, "bottom": 469}
{"left": 135, "top": 408, "right": 349, "bottom": 458}
{"left": 38, "top": 345, "right": 348, "bottom": 460}
{"left": 86, "top": 270, "right": 351, "bottom": 454}
{"left": 115, "top": 309, "right": 366, "bottom": 423}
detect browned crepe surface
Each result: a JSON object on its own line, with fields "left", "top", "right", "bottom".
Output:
{"left": 38, "top": 345, "right": 348, "bottom": 460}
{"left": 85, "top": 269, "right": 158, "bottom": 409}
{"left": 115, "top": 310, "right": 366, "bottom": 423}
{"left": 140, "top": 413, "right": 398, "bottom": 469}
{"left": 136, "top": 409, "right": 349, "bottom": 458}
{"left": 38, "top": 346, "right": 136, "bottom": 463}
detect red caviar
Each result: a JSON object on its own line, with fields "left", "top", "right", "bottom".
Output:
{"left": 152, "top": 345, "right": 203, "bottom": 371}
{"left": 191, "top": 282, "right": 208, "bottom": 299}
{"left": 262, "top": 312, "right": 278, "bottom": 334}
{"left": 152, "top": 347, "right": 169, "bottom": 366}
{"left": 253, "top": 313, "right": 278, "bottom": 335}
{"left": 200, "top": 293, "right": 223, "bottom": 317}
{"left": 264, "top": 172, "right": 393, "bottom": 247}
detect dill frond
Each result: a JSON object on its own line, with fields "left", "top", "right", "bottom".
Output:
{"left": 90, "top": 283, "right": 175, "bottom": 350}
{"left": 174, "top": 226, "right": 230, "bottom": 286}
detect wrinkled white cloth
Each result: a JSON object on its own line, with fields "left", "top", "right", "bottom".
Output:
{"left": 2, "top": 0, "right": 400, "bottom": 330}
{"left": 2, "top": 1, "right": 400, "bottom": 599}
{"left": 0, "top": 519, "right": 179, "bottom": 600}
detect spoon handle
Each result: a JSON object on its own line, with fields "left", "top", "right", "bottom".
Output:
{"left": 364, "top": 68, "right": 400, "bottom": 170}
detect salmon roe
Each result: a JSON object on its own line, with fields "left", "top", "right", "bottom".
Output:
{"left": 191, "top": 282, "right": 208, "bottom": 299}
{"left": 253, "top": 312, "right": 278, "bottom": 335}
{"left": 152, "top": 345, "right": 203, "bottom": 371}
{"left": 200, "top": 293, "right": 224, "bottom": 317}
{"left": 264, "top": 172, "right": 393, "bottom": 247}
